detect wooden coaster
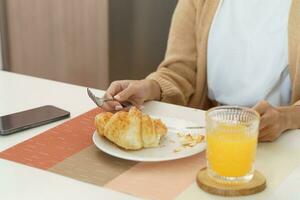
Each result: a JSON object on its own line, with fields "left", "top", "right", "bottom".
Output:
{"left": 196, "top": 168, "right": 266, "bottom": 196}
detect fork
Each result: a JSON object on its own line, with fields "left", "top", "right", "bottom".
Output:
{"left": 87, "top": 88, "right": 131, "bottom": 108}
{"left": 185, "top": 126, "right": 206, "bottom": 129}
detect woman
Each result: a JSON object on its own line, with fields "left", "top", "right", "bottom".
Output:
{"left": 103, "top": 0, "right": 300, "bottom": 142}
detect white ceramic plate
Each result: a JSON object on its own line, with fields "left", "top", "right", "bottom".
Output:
{"left": 92, "top": 116, "right": 206, "bottom": 162}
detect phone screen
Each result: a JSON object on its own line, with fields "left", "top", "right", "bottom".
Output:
{"left": 0, "top": 105, "right": 70, "bottom": 135}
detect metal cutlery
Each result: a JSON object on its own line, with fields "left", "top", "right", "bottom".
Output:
{"left": 185, "top": 126, "right": 206, "bottom": 129}
{"left": 87, "top": 88, "right": 131, "bottom": 108}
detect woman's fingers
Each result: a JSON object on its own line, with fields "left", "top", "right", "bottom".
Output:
{"left": 101, "top": 101, "right": 122, "bottom": 112}
{"left": 106, "top": 82, "right": 122, "bottom": 98}
{"left": 258, "top": 111, "right": 277, "bottom": 139}
{"left": 103, "top": 80, "right": 148, "bottom": 111}
{"left": 253, "top": 100, "right": 270, "bottom": 115}
{"left": 259, "top": 113, "right": 273, "bottom": 130}
{"left": 258, "top": 126, "right": 270, "bottom": 139}
{"left": 258, "top": 117, "right": 281, "bottom": 142}
{"left": 253, "top": 100, "right": 274, "bottom": 132}
{"left": 103, "top": 80, "right": 132, "bottom": 111}
{"left": 114, "top": 84, "right": 136, "bottom": 102}
{"left": 258, "top": 126, "right": 279, "bottom": 142}
{"left": 106, "top": 80, "right": 131, "bottom": 99}
{"left": 259, "top": 134, "right": 272, "bottom": 142}
{"left": 253, "top": 100, "right": 287, "bottom": 142}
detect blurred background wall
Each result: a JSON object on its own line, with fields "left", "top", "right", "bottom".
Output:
{"left": 1, "top": 0, "right": 109, "bottom": 88}
{"left": 109, "top": 0, "right": 177, "bottom": 81}
{"left": 0, "top": 34, "right": 2, "bottom": 69}
{"left": 0, "top": 0, "right": 7, "bottom": 70}
{"left": 0, "top": 0, "right": 177, "bottom": 89}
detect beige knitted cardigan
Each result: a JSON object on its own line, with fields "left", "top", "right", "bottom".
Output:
{"left": 147, "top": 0, "right": 300, "bottom": 109}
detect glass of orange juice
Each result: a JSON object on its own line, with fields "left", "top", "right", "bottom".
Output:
{"left": 206, "top": 106, "right": 260, "bottom": 184}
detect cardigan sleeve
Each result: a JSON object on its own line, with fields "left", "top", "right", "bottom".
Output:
{"left": 293, "top": 100, "right": 300, "bottom": 106}
{"left": 146, "top": 0, "right": 198, "bottom": 106}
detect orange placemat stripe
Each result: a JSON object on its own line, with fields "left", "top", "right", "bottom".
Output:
{"left": 0, "top": 108, "right": 102, "bottom": 169}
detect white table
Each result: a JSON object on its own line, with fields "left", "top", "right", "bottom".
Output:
{"left": 1, "top": 71, "right": 300, "bottom": 200}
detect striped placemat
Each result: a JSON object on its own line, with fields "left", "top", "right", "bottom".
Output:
{"left": 0, "top": 108, "right": 206, "bottom": 200}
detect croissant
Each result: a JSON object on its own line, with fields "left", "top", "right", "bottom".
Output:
{"left": 95, "top": 107, "right": 167, "bottom": 150}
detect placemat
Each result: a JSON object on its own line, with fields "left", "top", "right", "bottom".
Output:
{"left": 0, "top": 108, "right": 206, "bottom": 200}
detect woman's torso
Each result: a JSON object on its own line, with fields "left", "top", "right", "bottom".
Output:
{"left": 207, "top": 0, "right": 293, "bottom": 107}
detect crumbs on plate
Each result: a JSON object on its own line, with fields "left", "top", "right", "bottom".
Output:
{"left": 169, "top": 139, "right": 175, "bottom": 143}
{"left": 174, "top": 133, "right": 205, "bottom": 153}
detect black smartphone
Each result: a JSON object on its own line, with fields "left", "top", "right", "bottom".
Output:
{"left": 0, "top": 105, "right": 70, "bottom": 135}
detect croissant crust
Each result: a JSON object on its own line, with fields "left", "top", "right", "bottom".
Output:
{"left": 95, "top": 107, "right": 167, "bottom": 150}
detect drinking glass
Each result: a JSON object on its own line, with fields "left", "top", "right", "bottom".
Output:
{"left": 206, "top": 106, "right": 260, "bottom": 184}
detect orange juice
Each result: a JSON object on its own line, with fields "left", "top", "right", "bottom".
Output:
{"left": 206, "top": 124, "right": 257, "bottom": 177}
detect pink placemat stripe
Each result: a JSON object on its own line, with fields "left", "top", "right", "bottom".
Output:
{"left": 0, "top": 108, "right": 102, "bottom": 169}
{"left": 105, "top": 152, "right": 206, "bottom": 200}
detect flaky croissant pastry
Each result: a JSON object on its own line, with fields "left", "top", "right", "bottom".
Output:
{"left": 95, "top": 107, "right": 167, "bottom": 150}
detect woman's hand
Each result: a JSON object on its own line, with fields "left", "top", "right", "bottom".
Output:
{"left": 102, "top": 79, "right": 161, "bottom": 111}
{"left": 253, "top": 100, "right": 293, "bottom": 142}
